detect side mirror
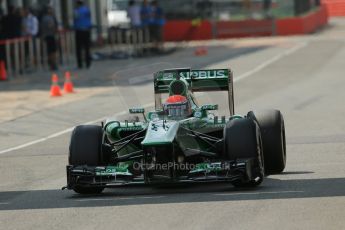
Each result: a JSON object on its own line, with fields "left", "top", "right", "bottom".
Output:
{"left": 129, "top": 108, "right": 145, "bottom": 114}
{"left": 201, "top": 104, "right": 218, "bottom": 111}
{"left": 129, "top": 108, "right": 147, "bottom": 121}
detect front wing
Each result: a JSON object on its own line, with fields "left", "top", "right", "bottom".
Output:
{"left": 64, "top": 158, "right": 258, "bottom": 189}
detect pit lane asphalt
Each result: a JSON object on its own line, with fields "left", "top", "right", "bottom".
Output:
{"left": 1, "top": 19, "right": 345, "bottom": 230}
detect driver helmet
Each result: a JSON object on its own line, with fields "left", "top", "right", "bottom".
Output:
{"left": 163, "top": 95, "right": 192, "bottom": 118}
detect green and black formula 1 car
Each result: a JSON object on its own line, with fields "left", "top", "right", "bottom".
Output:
{"left": 64, "top": 68, "right": 286, "bottom": 194}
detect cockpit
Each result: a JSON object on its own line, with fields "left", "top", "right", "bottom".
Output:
{"left": 163, "top": 95, "right": 192, "bottom": 119}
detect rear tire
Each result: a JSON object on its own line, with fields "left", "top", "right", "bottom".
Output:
{"left": 224, "top": 118, "right": 264, "bottom": 187}
{"left": 247, "top": 110, "right": 286, "bottom": 175}
{"left": 69, "top": 125, "right": 105, "bottom": 194}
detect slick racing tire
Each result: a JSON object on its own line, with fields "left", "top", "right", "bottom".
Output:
{"left": 224, "top": 118, "right": 264, "bottom": 187}
{"left": 247, "top": 110, "right": 286, "bottom": 175}
{"left": 69, "top": 125, "right": 105, "bottom": 194}
{"left": 69, "top": 125, "right": 103, "bottom": 166}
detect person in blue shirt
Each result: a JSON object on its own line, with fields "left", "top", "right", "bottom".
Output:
{"left": 140, "top": 0, "right": 151, "bottom": 27}
{"left": 150, "top": 0, "right": 165, "bottom": 51}
{"left": 74, "top": 0, "right": 92, "bottom": 69}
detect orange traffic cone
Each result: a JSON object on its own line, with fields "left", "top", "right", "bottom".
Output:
{"left": 63, "top": 71, "right": 74, "bottom": 93}
{"left": 0, "top": 60, "right": 7, "bottom": 81}
{"left": 50, "top": 74, "right": 62, "bottom": 97}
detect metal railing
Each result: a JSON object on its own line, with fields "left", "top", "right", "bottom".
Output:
{"left": 0, "top": 27, "right": 155, "bottom": 78}
{"left": 0, "top": 30, "right": 75, "bottom": 78}
{"left": 107, "top": 27, "right": 152, "bottom": 56}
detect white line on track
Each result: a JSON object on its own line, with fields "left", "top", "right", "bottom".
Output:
{"left": 0, "top": 130, "right": 74, "bottom": 155}
{"left": 214, "top": 190, "right": 304, "bottom": 196}
{"left": 234, "top": 42, "right": 308, "bottom": 83}
{"left": 0, "top": 202, "right": 9, "bottom": 205}
{"left": 0, "top": 42, "right": 307, "bottom": 155}
{"left": 129, "top": 74, "right": 153, "bottom": 85}
{"left": 75, "top": 195, "right": 165, "bottom": 202}
{"left": 0, "top": 104, "right": 152, "bottom": 155}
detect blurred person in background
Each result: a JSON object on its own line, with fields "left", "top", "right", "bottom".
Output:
{"left": 2, "top": 5, "right": 22, "bottom": 39}
{"left": 2, "top": 5, "right": 22, "bottom": 73}
{"left": 127, "top": 0, "right": 141, "bottom": 28}
{"left": 150, "top": 0, "right": 165, "bottom": 52}
{"left": 140, "top": 0, "right": 151, "bottom": 28}
{"left": 22, "top": 8, "right": 39, "bottom": 69}
{"left": 0, "top": 5, "right": 3, "bottom": 37}
{"left": 0, "top": 1, "right": 4, "bottom": 65}
{"left": 74, "top": 0, "right": 92, "bottom": 69}
{"left": 242, "top": 0, "right": 252, "bottom": 18}
{"left": 0, "top": 0, "right": 3, "bottom": 18}
{"left": 197, "top": 0, "right": 213, "bottom": 18}
{"left": 40, "top": 6, "right": 58, "bottom": 71}
{"left": 263, "top": 0, "right": 272, "bottom": 18}
{"left": 23, "top": 8, "right": 39, "bottom": 38}
{"left": 0, "top": 2, "right": 4, "bottom": 39}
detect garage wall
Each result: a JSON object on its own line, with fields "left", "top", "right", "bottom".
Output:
{"left": 322, "top": 0, "right": 345, "bottom": 16}
{"left": 163, "top": 6, "right": 329, "bottom": 41}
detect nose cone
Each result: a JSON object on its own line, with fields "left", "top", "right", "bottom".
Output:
{"left": 141, "top": 120, "right": 179, "bottom": 146}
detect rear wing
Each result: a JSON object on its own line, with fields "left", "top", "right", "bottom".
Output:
{"left": 154, "top": 68, "right": 235, "bottom": 115}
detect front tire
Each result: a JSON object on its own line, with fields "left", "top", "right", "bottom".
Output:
{"left": 69, "top": 125, "right": 105, "bottom": 194}
{"left": 224, "top": 118, "right": 264, "bottom": 187}
{"left": 247, "top": 110, "right": 286, "bottom": 175}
